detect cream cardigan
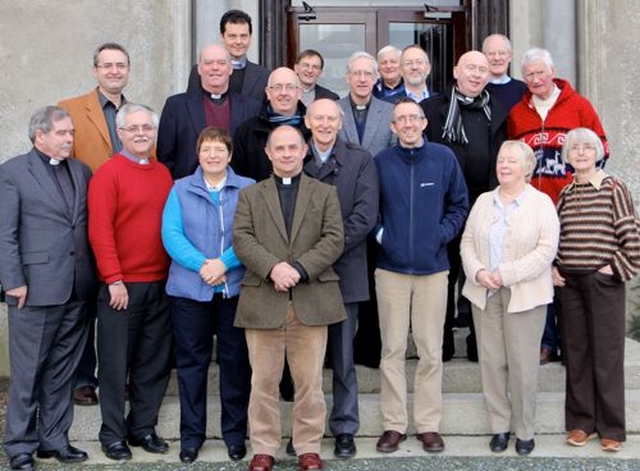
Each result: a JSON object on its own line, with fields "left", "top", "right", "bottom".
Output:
{"left": 460, "top": 184, "right": 560, "bottom": 313}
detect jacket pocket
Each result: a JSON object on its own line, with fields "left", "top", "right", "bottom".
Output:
{"left": 22, "top": 251, "right": 49, "bottom": 265}
{"left": 318, "top": 269, "right": 340, "bottom": 282}
{"left": 241, "top": 276, "right": 262, "bottom": 287}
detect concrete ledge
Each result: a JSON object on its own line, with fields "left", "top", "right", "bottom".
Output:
{"left": 69, "top": 390, "right": 640, "bottom": 441}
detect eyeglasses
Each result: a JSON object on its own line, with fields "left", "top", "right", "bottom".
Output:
{"left": 570, "top": 144, "right": 597, "bottom": 152}
{"left": 268, "top": 83, "right": 299, "bottom": 93}
{"left": 119, "top": 124, "right": 155, "bottom": 134}
{"left": 95, "top": 62, "right": 129, "bottom": 71}
{"left": 350, "top": 70, "right": 375, "bottom": 78}
{"left": 393, "top": 114, "right": 425, "bottom": 124}
{"left": 523, "top": 70, "right": 549, "bottom": 81}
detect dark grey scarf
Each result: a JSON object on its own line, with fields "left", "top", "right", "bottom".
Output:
{"left": 442, "top": 87, "right": 492, "bottom": 144}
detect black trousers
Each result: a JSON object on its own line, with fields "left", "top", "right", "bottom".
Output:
{"left": 171, "top": 294, "right": 250, "bottom": 449}
{"left": 558, "top": 271, "right": 626, "bottom": 441}
{"left": 97, "top": 281, "right": 172, "bottom": 446}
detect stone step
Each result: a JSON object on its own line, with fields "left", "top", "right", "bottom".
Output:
{"left": 69, "top": 389, "right": 640, "bottom": 442}
{"left": 165, "top": 337, "right": 640, "bottom": 395}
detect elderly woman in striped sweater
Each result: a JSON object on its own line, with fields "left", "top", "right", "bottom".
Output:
{"left": 553, "top": 127, "right": 640, "bottom": 452}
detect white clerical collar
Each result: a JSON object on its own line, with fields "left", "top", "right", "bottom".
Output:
{"left": 49, "top": 158, "right": 62, "bottom": 166}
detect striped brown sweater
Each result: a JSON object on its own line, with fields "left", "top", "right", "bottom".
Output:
{"left": 556, "top": 170, "right": 640, "bottom": 281}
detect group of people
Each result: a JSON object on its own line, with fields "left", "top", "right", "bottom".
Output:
{"left": 1, "top": 8, "right": 639, "bottom": 471}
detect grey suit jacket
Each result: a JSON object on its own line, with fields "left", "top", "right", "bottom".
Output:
{"left": 337, "top": 95, "right": 396, "bottom": 157}
{"left": 0, "top": 150, "right": 96, "bottom": 306}
{"left": 233, "top": 173, "right": 346, "bottom": 328}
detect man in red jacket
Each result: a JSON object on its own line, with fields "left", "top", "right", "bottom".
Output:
{"left": 88, "top": 103, "right": 174, "bottom": 462}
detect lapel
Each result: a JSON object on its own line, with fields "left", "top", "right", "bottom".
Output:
{"left": 361, "top": 98, "right": 383, "bottom": 149}
{"left": 339, "top": 98, "right": 358, "bottom": 144}
{"left": 26, "top": 151, "right": 69, "bottom": 219}
{"left": 85, "top": 89, "right": 113, "bottom": 151}
{"left": 187, "top": 91, "right": 206, "bottom": 136}
{"left": 261, "top": 178, "right": 289, "bottom": 243}
{"left": 67, "top": 161, "right": 86, "bottom": 222}
{"left": 242, "top": 62, "right": 259, "bottom": 97}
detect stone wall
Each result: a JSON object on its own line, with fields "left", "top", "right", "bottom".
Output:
{"left": 0, "top": 1, "right": 188, "bottom": 160}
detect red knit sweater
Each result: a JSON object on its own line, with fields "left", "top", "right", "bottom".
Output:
{"left": 88, "top": 154, "right": 173, "bottom": 283}
{"left": 507, "top": 78, "right": 609, "bottom": 204}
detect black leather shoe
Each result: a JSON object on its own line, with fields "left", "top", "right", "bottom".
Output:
{"left": 285, "top": 438, "right": 296, "bottom": 457}
{"left": 9, "top": 453, "right": 34, "bottom": 470}
{"left": 489, "top": 432, "right": 510, "bottom": 453}
{"left": 102, "top": 441, "right": 132, "bottom": 461}
{"left": 179, "top": 447, "right": 199, "bottom": 463}
{"left": 129, "top": 433, "right": 169, "bottom": 454}
{"left": 515, "top": 438, "right": 535, "bottom": 456}
{"left": 334, "top": 433, "right": 356, "bottom": 459}
{"left": 228, "top": 443, "right": 247, "bottom": 461}
{"left": 37, "top": 444, "right": 88, "bottom": 463}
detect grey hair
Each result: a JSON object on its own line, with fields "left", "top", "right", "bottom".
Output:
{"left": 346, "top": 51, "right": 378, "bottom": 76}
{"left": 521, "top": 47, "right": 554, "bottom": 73}
{"left": 116, "top": 103, "right": 159, "bottom": 129}
{"left": 561, "top": 127, "right": 605, "bottom": 164}
{"left": 498, "top": 140, "right": 537, "bottom": 182}
{"left": 376, "top": 45, "right": 401, "bottom": 62}
{"left": 482, "top": 34, "right": 512, "bottom": 54}
{"left": 28, "top": 106, "right": 71, "bottom": 143}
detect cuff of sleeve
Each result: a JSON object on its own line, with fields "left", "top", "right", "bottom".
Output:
{"left": 292, "top": 261, "right": 309, "bottom": 283}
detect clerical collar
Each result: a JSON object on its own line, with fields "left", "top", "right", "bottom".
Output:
{"left": 35, "top": 148, "right": 64, "bottom": 166}
{"left": 230, "top": 56, "right": 247, "bottom": 70}
{"left": 350, "top": 95, "right": 370, "bottom": 111}
{"left": 206, "top": 88, "right": 229, "bottom": 104}
{"left": 274, "top": 173, "right": 301, "bottom": 186}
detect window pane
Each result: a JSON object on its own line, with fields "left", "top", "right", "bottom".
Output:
{"left": 300, "top": 23, "right": 366, "bottom": 97}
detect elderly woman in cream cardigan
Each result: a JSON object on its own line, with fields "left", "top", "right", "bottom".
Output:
{"left": 460, "top": 140, "right": 559, "bottom": 456}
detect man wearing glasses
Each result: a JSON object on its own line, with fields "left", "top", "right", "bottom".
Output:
{"left": 374, "top": 99, "right": 468, "bottom": 455}
{"left": 232, "top": 67, "right": 310, "bottom": 182}
{"left": 337, "top": 51, "right": 396, "bottom": 159}
{"left": 294, "top": 49, "right": 339, "bottom": 107}
{"left": 58, "top": 42, "right": 132, "bottom": 409}
{"left": 88, "top": 103, "right": 174, "bottom": 462}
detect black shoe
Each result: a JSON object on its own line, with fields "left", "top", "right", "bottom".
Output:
{"left": 334, "top": 433, "right": 356, "bottom": 459}
{"left": 515, "top": 438, "right": 535, "bottom": 456}
{"left": 9, "top": 453, "right": 34, "bottom": 470}
{"left": 489, "top": 432, "right": 510, "bottom": 453}
{"left": 37, "top": 444, "right": 88, "bottom": 463}
{"left": 286, "top": 437, "right": 296, "bottom": 456}
{"left": 102, "top": 440, "right": 132, "bottom": 461}
{"left": 179, "top": 447, "right": 199, "bottom": 463}
{"left": 227, "top": 443, "right": 247, "bottom": 461}
{"left": 129, "top": 432, "right": 169, "bottom": 454}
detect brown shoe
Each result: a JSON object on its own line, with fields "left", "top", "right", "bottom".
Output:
{"left": 417, "top": 432, "right": 445, "bottom": 453}
{"left": 248, "top": 454, "right": 274, "bottom": 471}
{"left": 566, "top": 429, "right": 592, "bottom": 447}
{"left": 376, "top": 430, "right": 406, "bottom": 453}
{"left": 539, "top": 347, "right": 553, "bottom": 365}
{"left": 601, "top": 438, "right": 622, "bottom": 452}
{"left": 298, "top": 452, "right": 323, "bottom": 470}
{"left": 73, "top": 386, "right": 98, "bottom": 406}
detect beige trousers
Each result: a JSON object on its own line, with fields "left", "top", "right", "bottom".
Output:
{"left": 472, "top": 287, "right": 545, "bottom": 440}
{"left": 245, "top": 304, "right": 328, "bottom": 456}
{"left": 375, "top": 268, "right": 448, "bottom": 433}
